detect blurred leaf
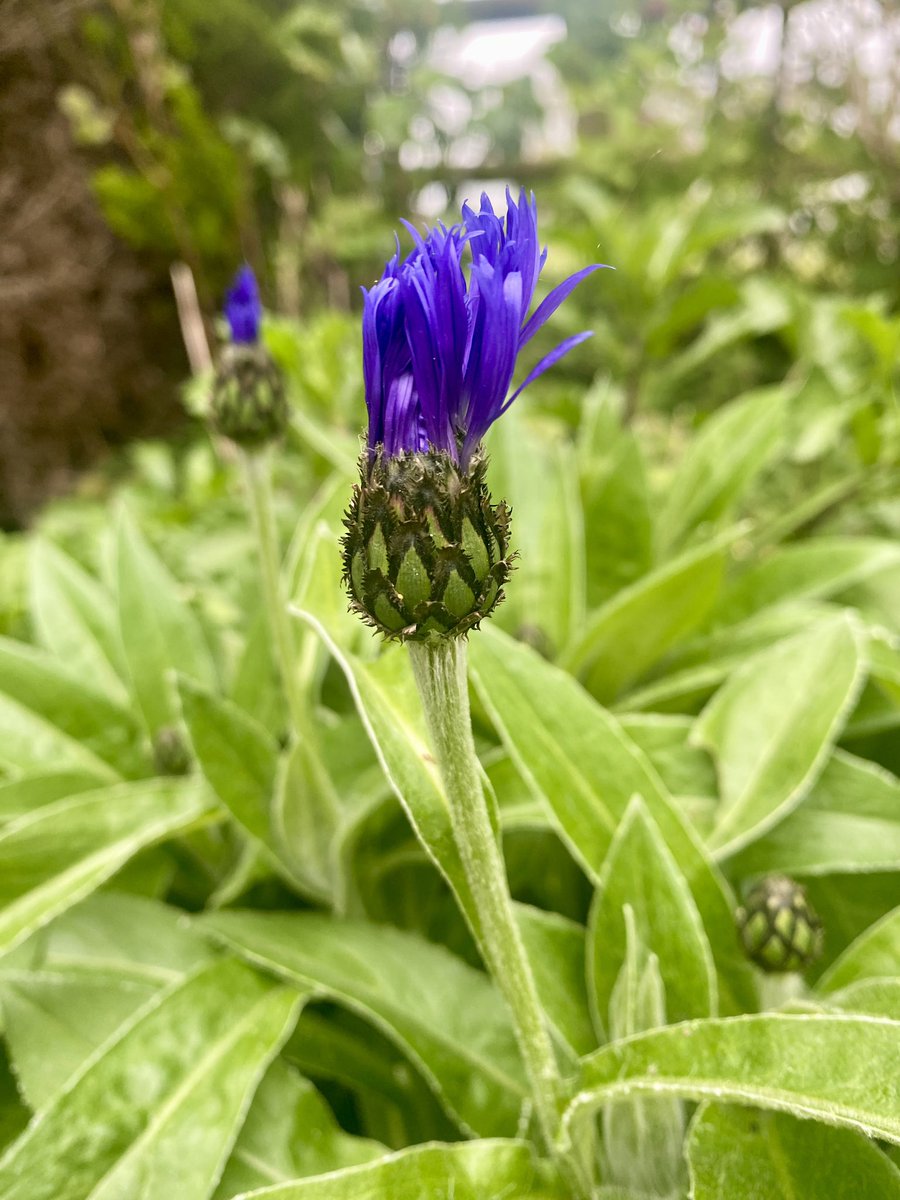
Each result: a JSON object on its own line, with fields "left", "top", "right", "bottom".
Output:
{"left": 563, "top": 529, "right": 738, "bottom": 702}
{"left": 688, "top": 1103, "right": 900, "bottom": 1199}
{"left": 116, "top": 509, "right": 218, "bottom": 734}
{"left": 223, "top": 1139, "right": 558, "bottom": 1200}
{"left": 817, "top": 906, "right": 900, "bottom": 995}
{"left": 470, "top": 628, "right": 756, "bottom": 1015}
{"left": 570, "top": 1014, "right": 900, "bottom": 1146}
{"left": 214, "top": 1060, "right": 384, "bottom": 1198}
{"left": 514, "top": 903, "right": 595, "bottom": 1060}
{"left": 29, "top": 541, "right": 127, "bottom": 703}
{"left": 0, "top": 638, "right": 146, "bottom": 779}
{"left": 694, "top": 613, "right": 865, "bottom": 856}
{"left": 0, "top": 959, "right": 301, "bottom": 1200}
{"left": 656, "top": 384, "right": 790, "bottom": 554}
{"left": 588, "top": 797, "right": 716, "bottom": 1038}
{"left": 730, "top": 750, "right": 900, "bottom": 877}
{"left": 0, "top": 779, "right": 211, "bottom": 959}
{"left": 201, "top": 909, "right": 527, "bottom": 1138}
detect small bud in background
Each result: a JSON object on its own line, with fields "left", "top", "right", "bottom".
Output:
{"left": 342, "top": 448, "right": 512, "bottom": 641}
{"left": 153, "top": 725, "right": 192, "bottom": 776}
{"left": 209, "top": 265, "right": 288, "bottom": 447}
{"left": 737, "top": 875, "right": 824, "bottom": 973}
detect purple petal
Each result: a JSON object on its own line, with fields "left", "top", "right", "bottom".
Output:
{"left": 518, "top": 264, "right": 610, "bottom": 346}
{"left": 503, "top": 331, "right": 594, "bottom": 412}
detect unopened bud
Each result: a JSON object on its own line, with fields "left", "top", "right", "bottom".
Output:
{"left": 737, "top": 875, "right": 823, "bottom": 973}
{"left": 341, "top": 449, "right": 512, "bottom": 641}
{"left": 209, "top": 343, "right": 288, "bottom": 447}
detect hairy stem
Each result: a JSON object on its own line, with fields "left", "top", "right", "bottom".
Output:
{"left": 241, "top": 448, "right": 307, "bottom": 736}
{"left": 408, "top": 637, "right": 590, "bottom": 1195}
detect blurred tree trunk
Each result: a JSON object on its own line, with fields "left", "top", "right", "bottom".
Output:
{"left": 0, "top": 0, "right": 187, "bottom": 529}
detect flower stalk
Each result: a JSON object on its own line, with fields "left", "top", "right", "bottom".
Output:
{"left": 241, "top": 446, "right": 307, "bottom": 736}
{"left": 408, "top": 637, "right": 589, "bottom": 1195}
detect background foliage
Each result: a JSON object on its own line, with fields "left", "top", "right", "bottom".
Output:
{"left": 0, "top": 0, "right": 899, "bottom": 1196}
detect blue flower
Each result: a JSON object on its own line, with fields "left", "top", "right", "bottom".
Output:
{"left": 363, "top": 189, "right": 604, "bottom": 467}
{"left": 224, "top": 265, "right": 263, "bottom": 345}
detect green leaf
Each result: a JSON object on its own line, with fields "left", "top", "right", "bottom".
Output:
{"left": 0, "top": 778, "right": 211, "bottom": 959}
{"left": 817, "top": 906, "right": 900, "bottom": 994}
{"left": 225, "top": 1140, "right": 557, "bottom": 1200}
{"left": 0, "top": 894, "right": 216, "bottom": 1106}
{"left": 569, "top": 1014, "right": 900, "bottom": 1146}
{"left": 578, "top": 407, "right": 653, "bottom": 609}
{"left": 177, "top": 677, "right": 320, "bottom": 895}
{"left": 588, "top": 797, "right": 716, "bottom": 1037}
{"left": 0, "top": 958, "right": 302, "bottom": 1200}
{"left": 688, "top": 1103, "right": 900, "bottom": 1199}
{"left": 116, "top": 509, "right": 217, "bottom": 733}
{"left": 29, "top": 540, "right": 127, "bottom": 703}
{"left": 514, "top": 903, "right": 595, "bottom": 1059}
{"left": 0, "top": 689, "right": 120, "bottom": 781}
{"left": 214, "top": 1060, "right": 384, "bottom": 1198}
{"left": 486, "top": 410, "right": 586, "bottom": 653}
{"left": 0, "top": 772, "right": 106, "bottom": 822}
{"left": 470, "top": 628, "right": 756, "bottom": 1015}
{"left": 717, "top": 538, "right": 900, "bottom": 626}
{"left": 294, "top": 612, "right": 481, "bottom": 935}
{"left": 729, "top": 750, "right": 900, "bottom": 877}
{"left": 270, "top": 737, "right": 343, "bottom": 905}
{"left": 617, "top": 715, "right": 717, "bottom": 805}
{"left": 0, "top": 971, "right": 158, "bottom": 1108}
{"left": 657, "top": 384, "right": 788, "bottom": 554}
{"left": 694, "top": 613, "right": 865, "bottom": 856}
{"left": 201, "top": 909, "right": 527, "bottom": 1138}
{"left": 562, "top": 530, "right": 736, "bottom": 702}
{"left": 0, "top": 638, "right": 146, "bottom": 778}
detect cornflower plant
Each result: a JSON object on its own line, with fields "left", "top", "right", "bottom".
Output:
{"left": 342, "top": 189, "right": 603, "bottom": 1192}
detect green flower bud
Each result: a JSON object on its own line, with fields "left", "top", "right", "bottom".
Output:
{"left": 209, "top": 343, "right": 288, "bottom": 447}
{"left": 737, "top": 875, "right": 823, "bottom": 973}
{"left": 341, "top": 448, "right": 513, "bottom": 642}
{"left": 153, "top": 725, "right": 192, "bottom": 777}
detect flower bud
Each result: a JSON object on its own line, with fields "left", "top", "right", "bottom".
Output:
{"left": 341, "top": 448, "right": 512, "bottom": 641}
{"left": 152, "top": 725, "right": 192, "bottom": 776}
{"left": 209, "top": 343, "right": 288, "bottom": 448}
{"left": 737, "top": 875, "right": 823, "bottom": 973}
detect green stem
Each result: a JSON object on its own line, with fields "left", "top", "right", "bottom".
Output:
{"left": 408, "top": 638, "right": 589, "bottom": 1194}
{"left": 241, "top": 448, "right": 307, "bottom": 736}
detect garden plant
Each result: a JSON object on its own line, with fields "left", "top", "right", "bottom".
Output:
{"left": 0, "top": 170, "right": 898, "bottom": 1199}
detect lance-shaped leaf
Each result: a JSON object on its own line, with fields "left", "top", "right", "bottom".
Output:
{"left": 0, "top": 958, "right": 303, "bottom": 1200}
{"left": 116, "top": 508, "right": 217, "bottom": 733}
{"left": 656, "top": 384, "right": 789, "bottom": 554}
{"left": 0, "top": 894, "right": 216, "bottom": 1107}
{"left": 201, "top": 909, "right": 527, "bottom": 1138}
{"left": 470, "top": 628, "right": 756, "bottom": 1015}
{"left": 29, "top": 540, "right": 128, "bottom": 703}
{"left": 567, "top": 1014, "right": 900, "bottom": 1147}
{"left": 214, "top": 1060, "right": 384, "bottom": 1198}
{"left": 515, "top": 903, "right": 595, "bottom": 1059}
{"left": 730, "top": 750, "right": 900, "bottom": 877}
{"left": 588, "top": 797, "right": 716, "bottom": 1038}
{"left": 694, "top": 613, "right": 865, "bottom": 857}
{"left": 177, "top": 677, "right": 328, "bottom": 899}
{"left": 0, "top": 778, "right": 211, "bottom": 959}
{"left": 688, "top": 1103, "right": 900, "bottom": 1199}
{"left": 225, "top": 1140, "right": 557, "bottom": 1200}
{"left": 561, "top": 529, "right": 737, "bottom": 701}
{"left": 817, "top": 905, "right": 900, "bottom": 994}
{"left": 294, "top": 611, "right": 481, "bottom": 937}
{"left": 0, "top": 637, "right": 146, "bottom": 779}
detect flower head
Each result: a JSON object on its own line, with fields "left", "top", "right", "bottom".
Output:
{"left": 224, "top": 264, "right": 263, "bottom": 345}
{"left": 363, "top": 189, "right": 603, "bottom": 468}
